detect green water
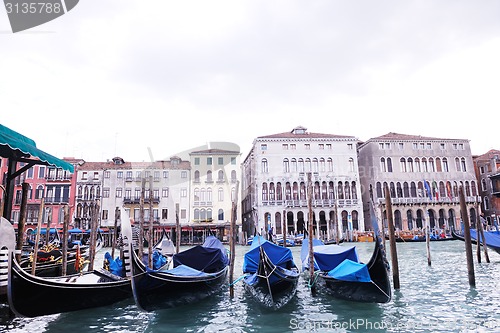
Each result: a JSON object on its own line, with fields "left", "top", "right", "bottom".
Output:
{"left": 2, "top": 241, "right": 500, "bottom": 332}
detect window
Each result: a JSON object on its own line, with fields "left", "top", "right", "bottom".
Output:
{"left": 27, "top": 167, "right": 33, "bottom": 179}
{"left": 327, "top": 158, "right": 333, "bottom": 172}
{"left": 162, "top": 188, "right": 169, "bottom": 197}
{"left": 283, "top": 159, "right": 290, "bottom": 173}
{"left": 218, "top": 157, "right": 224, "bottom": 165}
{"left": 349, "top": 158, "right": 355, "bottom": 172}
{"left": 82, "top": 172, "right": 87, "bottom": 180}
{"left": 135, "top": 171, "right": 141, "bottom": 179}
{"left": 283, "top": 144, "right": 288, "bottom": 150}
{"left": 427, "top": 143, "right": 432, "bottom": 150}
{"left": 319, "top": 144, "right": 324, "bottom": 150}
{"left": 206, "top": 170, "right": 212, "bottom": 182}
{"left": 125, "top": 188, "right": 131, "bottom": 199}
{"left": 231, "top": 157, "right": 236, "bottom": 165}
{"left": 104, "top": 171, "right": 110, "bottom": 178}
{"left": 194, "top": 157, "right": 200, "bottom": 165}
{"left": 126, "top": 171, "right": 132, "bottom": 179}
{"left": 398, "top": 143, "right": 404, "bottom": 150}
{"left": 218, "top": 188, "right": 224, "bottom": 201}
{"left": 440, "top": 143, "right": 445, "bottom": 150}
{"left": 154, "top": 171, "right": 160, "bottom": 181}
{"left": 305, "top": 144, "right": 310, "bottom": 150}
{"left": 380, "top": 143, "right": 385, "bottom": 150}
{"left": 181, "top": 171, "right": 187, "bottom": 179}
{"left": 116, "top": 188, "right": 123, "bottom": 198}
{"left": 291, "top": 144, "right": 296, "bottom": 150}
{"left": 262, "top": 159, "right": 268, "bottom": 173}
{"left": 162, "top": 209, "right": 168, "bottom": 219}
{"left": 102, "top": 210, "right": 108, "bottom": 220}
{"left": 261, "top": 144, "right": 267, "bottom": 151}
{"left": 326, "top": 144, "right": 331, "bottom": 149}
{"left": 117, "top": 171, "right": 123, "bottom": 178}
{"left": 135, "top": 188, "right": 141, "bottom": 199}
{"left": 103, "top": 188, "right": 110, "bottom": 198}
{"left": 218, "top": 170, "right": 224, "bottom": 181}
{"left": 461, "top": 158, "right": 467, "bottom": 172}
{"left": 181, "top": 188, "right": 187, "bottom": 197}
{"left": 93, "top": 172, "right": 99, "bottom": 180}
{"left": 38, "top": 166, "right": 45, "bottom": 178}
{"left": 207, "top": 157, "right": 212, "bottom": 165}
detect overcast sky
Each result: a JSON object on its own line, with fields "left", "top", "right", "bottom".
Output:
{"left": 1, "top": 1, "right": 499, "bottom": 163}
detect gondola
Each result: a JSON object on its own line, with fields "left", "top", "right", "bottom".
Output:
{"left": 18, "top": 231, "right": 104, "bottom": 277}
{"left": 129, "top": 222, "right": 229, "bottom": 311}
{"left": 242, "top": 236, "right": 299, "bottom": 309}
{"left": 451, "top": 228, "right": 500, "bottom": 254}
{"left": 301, "top": 234, "right": 391, "bottom": 303}
{"left": 4, "top": 218, "right": 133, "bottom": 317}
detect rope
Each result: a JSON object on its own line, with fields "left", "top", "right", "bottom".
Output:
{"left": 307, "top": 271, "right": 321, "bottom": 289}
{"left": 229, "top": 274, "right": 247, "bottom": 286}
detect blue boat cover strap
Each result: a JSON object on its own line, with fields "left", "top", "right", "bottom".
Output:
{"left": 327, "top": 259, "right": 371, "bottom": 283}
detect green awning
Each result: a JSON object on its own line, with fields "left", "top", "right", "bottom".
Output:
{"left": 0, "top": 123, "right": 74, "bottom": 172}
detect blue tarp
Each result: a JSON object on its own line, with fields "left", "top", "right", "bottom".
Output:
{"left": 104, "top": 252, "right": 124, "bottom": 277}
{"left": 31, "top": 228, "right": 59, "bottom": 234}
{"left": 69, "top": 228, "right": 84, "bottom": 233}
{"left": 301, "top": 238, "right": 359, "bottom": 272}
{"left": 173, "top": 236, "right": 228, "bottom": 273}
{"left": 328, "top": 259, "right": 371, "bottom": 282}
{"left": 156, "top": 264, "right": 213, "bottom": 277}
{"left": 470, "top": 229, "right": 500, "bottom": 249}
{"left": 243, "top": 236, "right": 296, "bottom": 273}
{"left": 300, "top": 238, "right": 325, "bottom": 265}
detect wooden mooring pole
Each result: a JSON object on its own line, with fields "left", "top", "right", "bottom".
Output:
{"left": 476, "top": 201, "right": 490, "bottom": 263}
{"left": 459, "top": 186, "right": 475, "bottom": 287}
{"left": 307, "top": 173, "right": 315, "bottom": 289}
{"left": 229, "top": 181, "right": 239, "bottom": 298}
{"left": 384, "top": 184, "right": 400, "bottom": 290}
{"left": 16, "top": 183, "right": 29, "bottom": 263}
{"left": 425, "top": 207, "right": 431, "bottom": 266}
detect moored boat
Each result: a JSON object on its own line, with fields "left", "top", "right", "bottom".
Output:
{"left": 242, "top": 236, "right": 299, "bottom": 309}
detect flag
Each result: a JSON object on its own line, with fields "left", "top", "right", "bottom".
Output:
{"left": 432, "top": 181, "right": 439, "bottom": 201}
{"left": 423, "top": 180, "right": 433, "bottom": 200}
{"left": 74, "top": 244, "right": 81, "bottom": 271}
{"left": 446, "top": 182, "right": 453, "bottom": 200}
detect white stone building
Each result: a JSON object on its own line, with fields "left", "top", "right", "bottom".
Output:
{"left": 241, "top": 126, "right": 364, "bottom": 241}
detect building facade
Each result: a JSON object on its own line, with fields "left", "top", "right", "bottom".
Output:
{"left": 473, "top": 149, "right": 500, "bottom": 227}
{"left": 242, "top": 126, "right": 364, "bottom": 241}
{"left": 358, "top": 133, "right": 479, "bottom": 232}
{"left": 188, "top": 148, "right": 242, "bottom": 241}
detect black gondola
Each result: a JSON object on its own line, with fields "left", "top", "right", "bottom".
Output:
{"left": 4, "top": 219, "right": 133, "bottom": 317}
{"left": 129, "top": 231, "right": 229, "bottom": 311}
{"left": 242, "top": 236, "right": 299, "bottom": 309}
{"left": 451, "top": 228, "right": 500, "bottom": 254}
{"left": 316, "top": 236, "right": 391, "bottom": 303}
{"left": 301, "top": 203, "right": 392, "bottom": 303}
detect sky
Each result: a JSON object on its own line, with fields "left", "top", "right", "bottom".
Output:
{"left": 1, "top": 0, "right": 499, "bottom": 163}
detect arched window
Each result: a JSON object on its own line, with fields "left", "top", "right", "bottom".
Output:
{"left": 380, "top": 158, "right": 387, "bottom": 172}
{"left": 442, "top": 158, "right": 449, "bottom": 172}
{"left": 387, "top": 158, "right": 393, "bottom": 172}
{"left": 436, "top": 158, "right": 442, "bottom": 172}
{"left": 400, "top": 158, "right": 407, "bottom": 172}
{"left": 218, "top": 209, "right": 224, "bottom": 221}
{"left": 269, "top": 183, "right": 276, "bottom": 201}
{"left": 206, "top": 170, "right": 213, "bottom": 182}
{"left": 218, "top": 188, "right": 224, "bottom": 201}
{"left": 351, "top": 181, "right": 357, "bottom": 199}
{"left": 319, "top": 158, "right": 326, "bottom": 172}
{"left": 194, "top": 170, "right": 200, "bottom": 182}
{"left": 283, "top": 158, "right": 290, "bottom": 173}
{"left": 461, "top": 158, "right": 467, "bottom": 172}
{"left": 327, "top": 158, "right": 333, "bottom": 172}
{"left": 298, "top": 159, "right": 304, "bottom": 172}
{"left": 218, "top": 170, "right": 224, "bottom": 181}
{"left": 415, "top": 158, "right": 421, "bottom": 172}
{"left": 291, "top": 159, "right": 297, "bottom": 172}
{"left": 261, "top": 159, "right": 268, "bottom": 173}
{"left": 422, "top": 158, "right": 428, "bottom": 172}
{"left": 429, "top": 158, "right": 435, "bottom": 172}
{"left": 312, "top": 158, "right": 319, "bottom": 172}
{"left": 262, "top": 183, "right": 268, "bottom": 201}
{"left": 407, "top": 158, "right": 414, "bottom": 172}
{"left": 194, "top": 188, "right": 200, "bottom": 202}
{"left": 305, "top": 158, "right": 311, "bottom": 172}
{"left": 276, "top": 183, "right": 283, "bottom": 201}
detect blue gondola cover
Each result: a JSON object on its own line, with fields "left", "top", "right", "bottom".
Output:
{"left": 327, "top": 259, "right": 371, "bottom": 282}
{"left": 243, "top": 236, "right": 295, "bottom": 273}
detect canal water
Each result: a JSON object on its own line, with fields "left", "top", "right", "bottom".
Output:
{"left": 1, "top": 240, "right": 500, "bottom": 332}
